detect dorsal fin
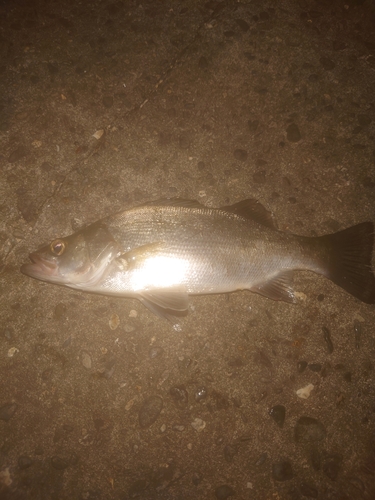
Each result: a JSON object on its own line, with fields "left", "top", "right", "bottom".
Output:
{"left": 221, "top": 199, "right": 277, "bottom": 229}
{"left": 139, "top": 197, "right": 277, "bottom": 229}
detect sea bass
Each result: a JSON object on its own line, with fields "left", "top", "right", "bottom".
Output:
{"left": 21, "top": 198, "right": 375, "bottom": 320}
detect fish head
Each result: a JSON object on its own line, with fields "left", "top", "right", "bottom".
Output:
{"left": 21, "top": 223, "right": 120, "bottom": 288}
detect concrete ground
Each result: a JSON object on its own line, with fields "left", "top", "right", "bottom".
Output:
{"left": 1, "top": 0, "right": 375, "bottom": 498}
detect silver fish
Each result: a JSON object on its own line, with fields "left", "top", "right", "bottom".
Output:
{"left": 21, "top": 198, "right": 375, "bottom": 320}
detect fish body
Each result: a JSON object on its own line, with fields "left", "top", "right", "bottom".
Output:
{"left": 21, "top": 198, "right": 375, "bottom": 320}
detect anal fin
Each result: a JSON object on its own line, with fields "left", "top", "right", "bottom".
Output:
{"left": 251, "top": 271, "right": 297, "bottom": 304}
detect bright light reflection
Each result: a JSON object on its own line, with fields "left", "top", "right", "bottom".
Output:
{"left": 130, "top": 256, "right": 188, "bottom": 290}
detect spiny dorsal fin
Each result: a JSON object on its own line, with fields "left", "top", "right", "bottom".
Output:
{"left": 221, "top": 199, "right": 277, "bottom": 229}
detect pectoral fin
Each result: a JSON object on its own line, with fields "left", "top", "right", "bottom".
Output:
{"left": 251, "top": 271, "right": 297, "bottom": 303}
{"left": 119, "top": 242, "right": 164, "bottom": 269}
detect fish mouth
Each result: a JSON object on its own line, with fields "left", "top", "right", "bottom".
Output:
{"left": 21, "top": 252, "right": 60, "bottom": 281}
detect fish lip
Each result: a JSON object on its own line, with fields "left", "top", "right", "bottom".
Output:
{"left": 21, "top": 252, "right": 59, "bottom": 279}
{"left": 29, "top": 252, "right": 56, "bottom": 269}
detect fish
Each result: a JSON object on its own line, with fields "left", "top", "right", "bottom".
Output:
{"left": 21, "top": 198, "right": 375, "bottom": 321}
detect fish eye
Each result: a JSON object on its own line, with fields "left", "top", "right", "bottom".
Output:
{"left": 50, "top": 239, "right": 66, "bottom": 256}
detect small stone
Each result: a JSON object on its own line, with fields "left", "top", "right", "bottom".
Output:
{"left": 128, "top": 479, "right": 147, "bottom": 497}
{"left": 109, "top": 313, "right": 120, "bottom": 330}
{"left": 272, "top": 460, "right": 293, "bottom": 481}
{"left": 319, "top": 56, "right": 335, "bottom": 70}
{"left": 310, "top": 449, "right": 321, "bottom": 471}
{"left": 97, "top": 354, "right": 116, "bottom": 379}
{"left": 54, "top": 303, "right": 67, "bottom": 320}
{"left": 320, "top": 362, "right": 331, "bottom": 378}
{"left": 286, "top": 123, "right": 301, "bottom": 142}
{"left": 323, "top": 454, "right": 342, "bottom": 480}
{"left": 255, "top": 453, "right": 268, "bottom": 467}
{"left": 124, "top": 323, "right": 135, "bottom": 333}
{"left": 198, "top": 56, "right": 208, "bottom": 69}
{"left": 333, "top": 40, "right": 346, "bottom": 51}
{"left": 235, "top": 19, "right": 249, "bottom": 32}
{"left": 0, "top": 403, "right": 18, "bottom": 421}
{"left": 42, "top": 368, "right": 53, "bottom": 381}
{"left": 178, "top": 134, "right": 190, "bottom": 149}
{"left": 296, "top": 383, "right": 314, "bottom": 399}
{"left": 358, "top": 114, "right": 372, "bottom": 127}
{"left": 18, "top": 455, "right": 33, "bottom": 470}
{"left": 138, "top": 395, "right": 163, "bottom": 428}
{"left": 8, "top": 146, "right": 27, "bottom": 163}
{"left": 322, "top": 326, "right": 334, "bottom": 354}
{"left": 295, "top": 416, "right": 326, "bottom": 443}
{"left": 269, "top": 405, "right": 286, "bottom": 428}
{"left": 169, "top": 385, "right": 188, "bottom": 406}
{"left": 191, "top": 418, "right": 206, "bottom": 432}
{"left": 224, "top": 443, "right": 238, "bottom": 463}
{"left": 7, "top": 347, "right": 19, "bottom": 357}
{"left": 354, "top": 319, "right": 362, "bottom": 349}
{"left": 172, "top": 424, "right": 185, "bottom": 432}
{"left": 192, "top": 472, "right": 202, "bottom": 486}
{"left": 308, "top": 363, "right": 322, "bottom": 372}
{"left": 233, "top": 149, "right": 248, "bottom": 161}
{"left": 215, "top": 484, "right": 235, "bottom": 499}
{"left": 47, "top": 62, "right": 59, "bottom": 75}
{"left": 51, "top": 456, "right": 69, "bottom": 470}
{"left": 92, "top": 128, "right": 104, "bottom": 141}
{"left": 69, "top": 453, "right": 79, "bottom": 466}
{"left": 253, "top": 170, "right": 266, "bottom": 183}
{"left": 3, "top": 327, "right": 14, "bottom": 341}
{"left": 297, "top": 360, "right": 308, "bottom": 373}
{"left": 299, "top": 482, "right": 318, "bottom": 498}
{"left": 209, "top": 390, "right": 229, "bottom": 410}
{"left": 149, "top": 346, "right": 164, "bottom": 359}
{"left": 102, "top": 95, "right": 113, "bottom": 108}
{"left": 195, "top": 386, "right": 208, "bottom": 402}
{"left": 244, "top": 52, "right": 256, "bottom": 61}
{"left": 0, "top": 468, "right": 12, "bottom": 487}
{"left": 62, "top": 336, "right": 72, "bottom": 348}
{"left": 81, "top": 351, "right": 92, "bottom": 370}
{"left": 227, "top": 356, "right": 244, "bottom": 367}
{"left": 248, "top": 119, "right": 259, "bottom": 132}
{"left": 178, "top": 356, "right": 192, "bottom": 371}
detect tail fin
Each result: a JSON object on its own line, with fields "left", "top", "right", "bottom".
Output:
{"left": 319, "top": 222, "right": 375, "bottom": 304}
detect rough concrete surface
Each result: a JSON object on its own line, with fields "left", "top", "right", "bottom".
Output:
{"left": 1, "top": 0, "right": 375, "bottom": 499}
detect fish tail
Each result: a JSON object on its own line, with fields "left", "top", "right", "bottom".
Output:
{"left": 319, "top": 222, "right": 375, "bottom": 304}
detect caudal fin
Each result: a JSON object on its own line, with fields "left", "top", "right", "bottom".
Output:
{"left": 320, "top": 222, "right": 375, "bottom": 304}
